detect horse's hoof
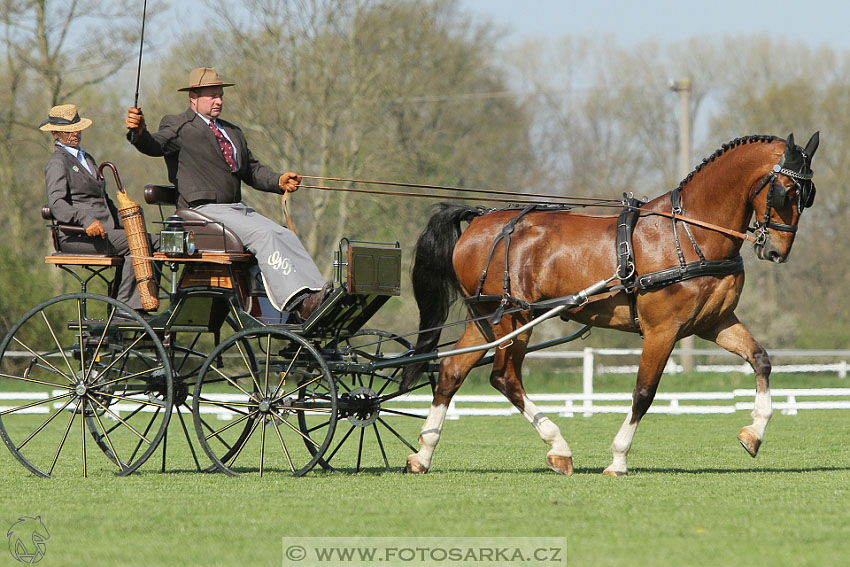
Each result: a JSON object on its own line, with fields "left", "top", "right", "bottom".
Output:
{"left": 738, "top": 428, "right": 762, "bottom": 458}
{"left": 602, "top": 467, "right": 627, "bottom": 477}
{"left": 547, "top": 454, "right": 574, "bottom": 476}
{"left": 405, "top": 455, "right": 429, "bottom": 474}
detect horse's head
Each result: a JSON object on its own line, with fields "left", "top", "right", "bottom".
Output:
{"left": 750, "top": 132, "right": 819, "bottom": 263}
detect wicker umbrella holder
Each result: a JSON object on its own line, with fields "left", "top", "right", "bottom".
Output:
{"left": 116, "top": 189, "right": 159, "bottom": 311}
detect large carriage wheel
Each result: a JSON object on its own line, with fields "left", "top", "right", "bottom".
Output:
{"left": 304, "top": 329, "right": 435, "bottom": 473}
{"left": 193, "top": 327, "right": 336, "bottom": 477}
{"left": 0, "top": 293, "right": 172, "bottom": 477}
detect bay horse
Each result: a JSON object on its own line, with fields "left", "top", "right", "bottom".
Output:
{"left": 400, "top": 133, "right": 819, "bottom": 476}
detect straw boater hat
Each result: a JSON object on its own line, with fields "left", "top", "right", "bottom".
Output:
{"left": 178, "top": 67, "right": 235, "bottom": 92}
{"left": 38, "top": 104, "right": 92, "bottom": 132}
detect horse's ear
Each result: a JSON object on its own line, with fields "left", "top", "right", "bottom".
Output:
{"left": 804, "top": 131, "right": 819, "bottom": 158}
{"left": 786, "top": 133, "right": 795, "bottom": 150}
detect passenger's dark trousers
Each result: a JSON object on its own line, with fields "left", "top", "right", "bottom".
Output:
{"left": 57, "top": 230, "right": 160, "bottom": 310}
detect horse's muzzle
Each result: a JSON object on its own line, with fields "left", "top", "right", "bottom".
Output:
{"left": 755, "top": 242, "right": 789, "bottom": 264}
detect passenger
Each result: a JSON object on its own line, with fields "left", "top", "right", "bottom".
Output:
{"left": 125, "top": 67, "right": 329, "bottom": 319}
{"left": 41, "top": 104, "right": 157, "bottom": 316}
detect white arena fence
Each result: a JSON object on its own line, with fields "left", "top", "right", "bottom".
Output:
{"left": 1, "top": 348, "right": 848, "bottom": 419}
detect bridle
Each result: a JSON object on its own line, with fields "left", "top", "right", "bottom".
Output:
{"left": 748, "top": 141, "right": 817, "bottom": 245}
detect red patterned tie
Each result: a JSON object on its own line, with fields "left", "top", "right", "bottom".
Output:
{"left": 209, "top": 120, "right": 236, "bottom": 171}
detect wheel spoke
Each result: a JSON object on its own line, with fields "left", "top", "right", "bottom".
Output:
{"left": 373, "top": 423, "right": 391, "bottom": 470}
{"left": 1, "top": 392, "right": 72, "bottom": 417}
{"left": 325, "top": 424, "right": 356, "bottom": 464}
{"left": 89, "top": 405, "right": 124, "bottom": 471}
{"left": 87, "top": 396, "right": 151, "bottom": 445}
{"left": 204, "top": 410, "right": 258, "bottom": 441}
{"left": 0, "top": 371, "right": 74, "bottom": 390}
{"left": 226, "top": 416, "right": 261, "bottom": 468}
{"left": 271, "top": 418, "right": 295, "bottom": 473}
{"left": 172, "top": 403, "right": 201, "bottom": 471}
{"left": 376, "top": 407, "right": 427, "bottom": 420}
{"left": 84, "top": 309, "right": 119, "bottom": 382}
{"left": 128, "top": 406, "right": 161, "bottom": 463}
{"left": 259, "top": 417, "right": 267, "bottom": 477}
{"left": 377, "top": 416, "right": 418, "bottom": 452}
{"left": 48, "top": 399, "right": 80, "bottom": 476}
{"left": 15, "top": 397, "right": 75, "bottom": 451}
{"left": 274, "top": 411, "right": 321, "bottom": 449}
{"left": 12, "top": 337, "right": 75, "bottom": 384}
{"left": 40, "top": 311, "right": 76, "bottom": 378}
{"left": 206, "top": 365, "right": 254, "bottom": 399}
{"left": 271, "top": 344, "right": 304, "bottom": 400}
{"left": 356, "top": 427, "right": 365, "bottom": 472}
{"left": 80, "top": 396, "right": 87, "bottom": 477}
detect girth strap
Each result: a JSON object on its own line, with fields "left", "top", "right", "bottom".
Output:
{"left": 637, "top": 256, "right": 744, "bottom": 290}
{"left": 616, "top": 194, "right": 644, "bottom": 332}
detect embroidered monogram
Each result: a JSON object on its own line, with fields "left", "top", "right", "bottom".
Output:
{"left": 267, "top": 250, "right": 295, "bottom": 275}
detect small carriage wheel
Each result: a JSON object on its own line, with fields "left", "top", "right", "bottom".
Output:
{"left": 0, "top": 293, "right": 172, "bottom": 477}
{"left": 192, "top": 327, "right": 337, "bottom": 477}
{"left": 157, "top": 318, "right": 257, "bottom": 473}
{"left": 301, "top": 329, "right": 436, "bottom": 473}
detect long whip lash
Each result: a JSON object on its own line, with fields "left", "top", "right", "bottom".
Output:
{"left": 133, "top": 0, "right": 148, "bottom": 108}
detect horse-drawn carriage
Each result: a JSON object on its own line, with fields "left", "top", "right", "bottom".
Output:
{"left": 0, "top": 176, "right": 439, "bottom": 477}
{"left": 0, "top": 132, "right": 821, "bottom": 478}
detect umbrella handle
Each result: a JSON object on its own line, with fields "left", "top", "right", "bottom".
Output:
{"left": 98, "top": 161, "right": 125, "bottom": 192}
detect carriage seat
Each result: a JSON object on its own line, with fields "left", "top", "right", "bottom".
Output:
{"left": 144, "top": 184, "right": 247, "bottom": 254}
{"left": 41, "top": 204, "right": 123, "bottom": 266}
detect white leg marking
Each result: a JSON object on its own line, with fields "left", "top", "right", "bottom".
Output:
{"left": 409, "top": 403, "right": 448, "bottom": 471}
{"left": 749, "top": 388, "right": 773, "bottom": 439}
{"left": 605, "top": 412, "right": 637, "bottom": 475}
{"left": 520, "top": 395, "right": 571, "bottom": 457}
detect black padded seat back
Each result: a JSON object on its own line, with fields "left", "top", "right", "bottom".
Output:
{"left": 144, "top": 184, "right": 177, "bottom": 206}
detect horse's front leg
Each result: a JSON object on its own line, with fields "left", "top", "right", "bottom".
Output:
{"left": 406, "top": 323, "right": 486, "bottom": 474}
{"left": 699, "top": 314, "right": 771, "bottom": 457}
{"left": 604, "top": 331, "right": 676, "bottom": 476}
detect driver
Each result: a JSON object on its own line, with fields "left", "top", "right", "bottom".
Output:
{"left": 125, "top": 67, "right": 329, "bottom": 319}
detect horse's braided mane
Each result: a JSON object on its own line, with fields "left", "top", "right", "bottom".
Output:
{"left": 678, "top": 134, "right": 781, "bottom": 191}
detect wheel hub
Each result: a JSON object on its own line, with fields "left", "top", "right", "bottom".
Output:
{"left": 344, "top": 386, "right": 380, "bottom": 426}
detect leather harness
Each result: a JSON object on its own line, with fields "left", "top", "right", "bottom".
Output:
{"left": 463, "top": 137, "right": 816, "bottom": 335}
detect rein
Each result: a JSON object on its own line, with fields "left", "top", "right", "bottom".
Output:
{"left": 303, "top": 175, "right": 620, "bottom": 204}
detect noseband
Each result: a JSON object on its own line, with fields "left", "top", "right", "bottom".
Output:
{"left": 748, "top": 145, "right": 816, "bottom": 244}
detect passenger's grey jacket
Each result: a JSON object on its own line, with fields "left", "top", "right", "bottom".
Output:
{"left": 45, "top": 144, "right": 122, "bottom": 231}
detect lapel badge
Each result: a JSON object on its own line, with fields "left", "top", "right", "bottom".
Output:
{"left": 72, "top": 165, "right": 80, "bottom": 173}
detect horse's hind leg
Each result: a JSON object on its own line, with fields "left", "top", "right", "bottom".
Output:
{"left": 699, "top": 314, "right": 772, "bottom": 457}
{"left": 406, "top": 322, "right": 487, "bottom": 474}
{"left": 489, "top": 335, "right": 573, "bottom": 475}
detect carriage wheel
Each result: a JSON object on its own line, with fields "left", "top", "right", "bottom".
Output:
{"left": 0, "top": 293, "right": 172, "bottom": 477}
{"left": 304, "top": 329, "right": 435, "bottom": 473}
{"left": 193, "top": 327, "right": 336, "bottom": 477}
{"left": 157, "top": 319, "right": 256, "bottom": 473}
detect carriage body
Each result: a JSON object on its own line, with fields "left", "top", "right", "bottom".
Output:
{"left": 0, "top": 182, "right": 432, "bottom": 477}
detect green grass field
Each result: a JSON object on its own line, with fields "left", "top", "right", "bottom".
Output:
{"left": 1, "top": 402, "right": 849, "bottom": 566}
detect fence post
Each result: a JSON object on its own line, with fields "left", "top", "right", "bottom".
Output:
{"left": 583, "top": 347, "right": 594, "bottom": 417}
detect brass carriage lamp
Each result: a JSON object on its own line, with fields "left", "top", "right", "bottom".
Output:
{"left": 160, "top": 214, "right": 196, "bottom": 257}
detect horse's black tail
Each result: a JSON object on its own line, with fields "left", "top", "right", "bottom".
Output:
{"left": 400, "top": 204, "right": 486, "bottom": 391}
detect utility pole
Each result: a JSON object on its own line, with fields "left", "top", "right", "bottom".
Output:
{"left": 670, "top": 78, "right": 694, "bottom": 372}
